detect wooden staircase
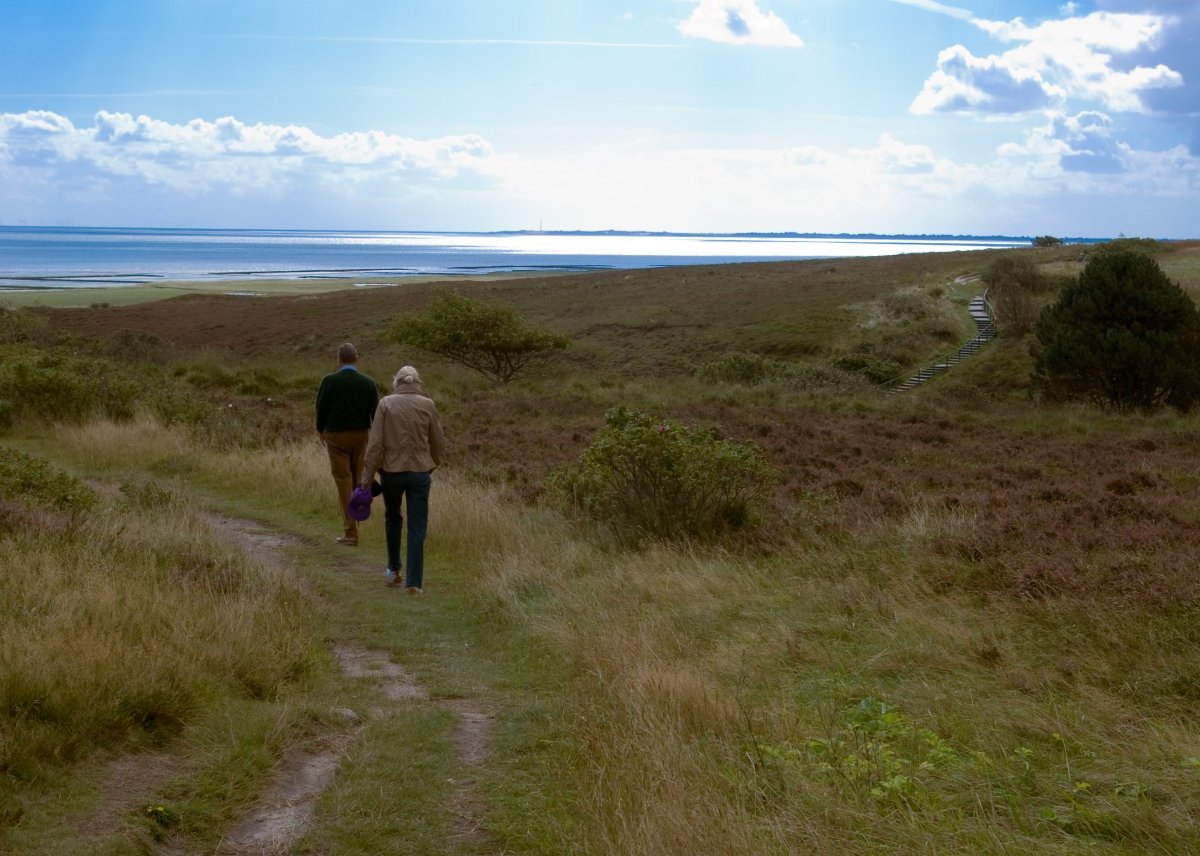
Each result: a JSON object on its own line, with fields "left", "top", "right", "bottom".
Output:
{"left": 889, "top": 294, "right": 996, "bottom": 394}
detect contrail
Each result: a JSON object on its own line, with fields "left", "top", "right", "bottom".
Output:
{"left": 886, "top": 0, "right": 977, "bottom": 23}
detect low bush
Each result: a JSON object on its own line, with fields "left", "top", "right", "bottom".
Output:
{"left": 105, "top": 329, "right": 172, "bottom": 365}
{"left": 831, "top": 350, "right": 904, "bottom": 384}
{"left": 702, "top": 352, "right": 868, "bottom": 394}
{"left": 0, "top": 350, "right": 138, "bottom": 427}
{"left": 701, "top": 351, "right": 788, "bottom": 385}
{"left": 548, "top": 406, "right": 775, "bottom": 543}
{"left": 0, "top": 446, "right": 97, "bottom": 513}
{"left": 0, "top": 307, "right": 47, "bottom": 344}
{"left": 1092, "top": 237, "right": 1165, "bottom": 256}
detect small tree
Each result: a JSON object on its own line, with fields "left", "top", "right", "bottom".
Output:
{"left": 986, "top": 256, "right": 1044, "bottom": 336}
{"left": 1033, "top": 251, "right": 1200, "bottom": 412}
{"left": 388, "top": 289, "right": 569, "bottom": 384}
{"left": 1032, "top": 235, "right": 1063, "bottom": 247}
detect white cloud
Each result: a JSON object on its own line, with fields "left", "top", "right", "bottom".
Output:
{"left": 911, "top": 11, "right": 1182, "bottom": 116}
{"left": 0, "top": 110, "right": 495, "bottom": 194}
{"left": 0, "top": 110, "right": 504, "bottom": 228}
{"left": 678, "top": 1, "right": 803, "bottom": 47}
{"left": 999, "top": 111, "right": 1128, "bottom": 173}
{"left": 911, "top": 45, "right": 1062, "bottom": 115}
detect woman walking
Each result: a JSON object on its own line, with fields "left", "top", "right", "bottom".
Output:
{"left": 360, "top": 365, "right": 446, "bottom": 593}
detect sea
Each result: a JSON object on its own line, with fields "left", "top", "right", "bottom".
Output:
{"left": 0, "top": 226, "right": 1032, "bottom": 290}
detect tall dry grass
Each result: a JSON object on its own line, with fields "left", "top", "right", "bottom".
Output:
{"left": 0, "top": 445, "right": 315, "bottom": 781}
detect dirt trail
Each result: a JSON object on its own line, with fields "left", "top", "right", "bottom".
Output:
{"left": 78, "top": 511, "right": 496, "bottom": 854}
{"left": 201, "top": 512, "right": 498, "bottom": 854}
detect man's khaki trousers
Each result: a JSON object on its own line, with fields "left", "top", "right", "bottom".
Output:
{"left": 323, "top": 429, "right": 370, "bottom": 541}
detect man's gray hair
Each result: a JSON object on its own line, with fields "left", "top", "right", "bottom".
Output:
{"left": 337, "top": 342, "right": 358, "bottom": 363}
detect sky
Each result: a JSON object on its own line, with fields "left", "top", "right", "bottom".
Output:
{"left": 0, "top": 0, "right": 1196, "bottom": 237}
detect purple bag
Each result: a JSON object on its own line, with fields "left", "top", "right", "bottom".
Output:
{"left": 347, "top": 485, "right": 374, "bottom": 521}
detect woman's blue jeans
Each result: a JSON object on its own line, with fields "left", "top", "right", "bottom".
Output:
{"left": 380, "top": 470, "right": 432, "bottom": 589}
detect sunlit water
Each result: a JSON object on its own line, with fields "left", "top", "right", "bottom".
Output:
{"left": 0, "top": 227, "right": 1028, "bottom": 289}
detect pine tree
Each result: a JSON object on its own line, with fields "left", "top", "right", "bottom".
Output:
{"left": 1033, "top": 251, "right": 1200, "bottom": 412}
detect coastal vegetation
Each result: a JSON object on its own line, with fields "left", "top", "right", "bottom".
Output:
{"left": 1034, "top": 251, "right": 1200, "bottom": 412}
{"left": 387, "top": 288, "right": 570, "bottom": 384}
{"left": 3, "top": 241, "right": 1200, "bottom": 852}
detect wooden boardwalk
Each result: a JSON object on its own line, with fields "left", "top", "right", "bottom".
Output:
{"left": 889, "top": 294, "right": 996, "bottom": 394}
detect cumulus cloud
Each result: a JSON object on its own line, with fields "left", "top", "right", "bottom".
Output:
{"left": 0, "top": 109, "right": 502, "bottom": 228}
{"left": 678, "top": 0, "right": 803, "bottom": 47}
{"left": 998, "top": 111, "right": 1128, "bottom": 173}
{"left": 910, "top": 11, "right": 1183, "bottom": 116}
{"left": 0, "top": 109, "right": 495, "bottom": 195}
{"left": 911, "top": 46, "right": 1062, "bottom": 114}
{"left": 1096, "top": 1, "right": 1200, "bottom": 153}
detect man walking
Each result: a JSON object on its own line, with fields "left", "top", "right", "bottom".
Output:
{"left": 316, "top": 342, "right": 379, "bottom": 546}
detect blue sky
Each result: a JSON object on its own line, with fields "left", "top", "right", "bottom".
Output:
{"left": 1, "top": 0, "right": 1196, "bottom": 236}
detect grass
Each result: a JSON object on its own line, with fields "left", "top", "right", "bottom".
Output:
{"left": 4, "top": 243, "right": 1200, "bottom": 852}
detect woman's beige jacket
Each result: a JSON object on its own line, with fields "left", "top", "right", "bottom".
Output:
{"left": 361, "top": 383, "right": 445, "bottom": 478}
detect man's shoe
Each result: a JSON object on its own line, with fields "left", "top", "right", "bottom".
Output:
{"left": 385, "top": 569, "right": 399, "bottom": 586}
{"left": 335, "top": 536, "right": 358, "bottom": 546}
{"left": 405, "top": 586, "right": 422, "bottom": 595}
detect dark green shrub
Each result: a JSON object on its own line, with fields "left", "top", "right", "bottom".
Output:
{"left": 106, "top": 330, "right": 172, "bottom": 365}
{"left": 1093, "top": 237, "right": 1164, "bottom": 256}
{"left": 1033, "top": 235, "right": 1063, "bottom": 247}
{"left": 703, "top": 352, "right": 867, "bottom": 394}
{"left": 831, "top": 351, "right": 903, "bottom": 384}
{"left": 0, "top": 307, "right": 47, "bottom": 344}
{"left": 0, "top": 352, "right": 138, "bottom": 427}
{"left": 702, "top": 352, "right": 786, "bottom": 385}
{"left": 1033, "top": 251, "right": 1200, "bottom": 412}
{"left": 548, "top": 406, "right": 775, "bottom": 543}
{"left": 0, "top": 446, "right": 96, "bottom": 513}
{"left": 787, "top": 361, "right": 869, "bottom": 393}
{"left": 173, "top": 362, "right": 239, "bottom": 389}
{"left": 387, "top": 289, "right": 569, "bottom": 384}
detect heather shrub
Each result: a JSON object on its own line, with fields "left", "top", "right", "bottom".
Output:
{"left": 831, "top": 350, "right": 903, "bottom": 384}
{"left": 703, "top": 352, "right": 867, "bottom": 393}
{"left": 106, "top": 329, "right": 172, "bottom": 365}
{"left": 0, "top": 351, "right": 138, "bottom": 427}
{"left": 1092, "top": 237, "right": 1164, "bottom": 256}
{"left": 0, "top": 446, "right": 97, "bottom": 513}
{"left": 0, "top": 307, "right": 47, "bottom": 344}
{"left": 548, "top": 406, "right": 775, "bottom": 543}
{"left": 701, "top": 351, "right": 787, "bottom": 385}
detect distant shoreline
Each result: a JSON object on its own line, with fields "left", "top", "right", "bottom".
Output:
{"left": 0, "top": 224, "right": 1113, "bottom": 243}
